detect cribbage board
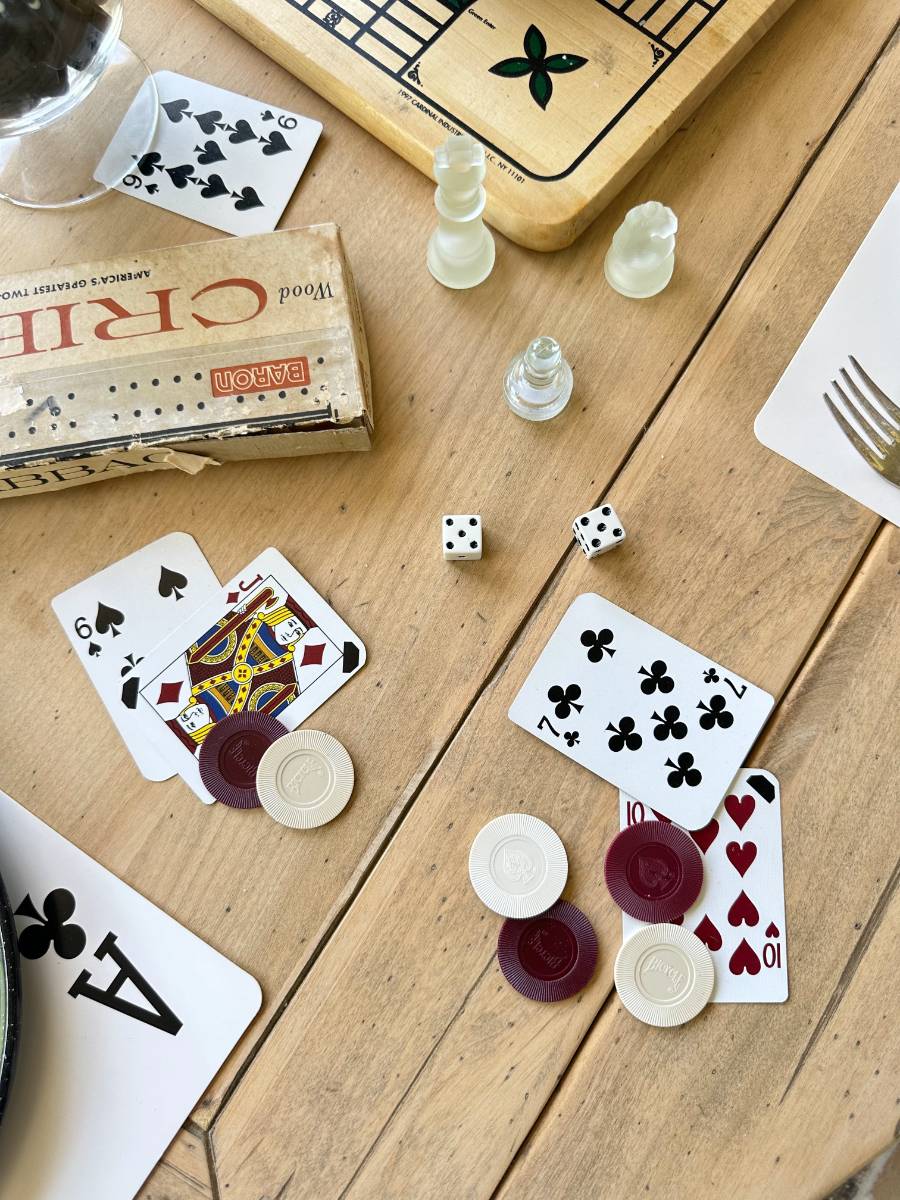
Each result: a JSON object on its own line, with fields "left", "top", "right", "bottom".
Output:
{"left": 193, "top": 0, "right": 795, "bottom": 249}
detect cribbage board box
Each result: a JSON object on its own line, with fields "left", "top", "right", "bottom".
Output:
{"left": 0, "top": 224, "right": 372, "bottom": 500}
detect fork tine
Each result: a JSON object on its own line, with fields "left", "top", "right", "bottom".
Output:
{"left": 840, "top": 367, "right": 900, "bottom": 439}
{"left": 849, "top": 355, "right": 900, "bottom": 425}
{"left": 832, "top": 378, "right": 893, "bottom": 454}
{"left": 824, "top": 392, "right": 885, "bottom": 469}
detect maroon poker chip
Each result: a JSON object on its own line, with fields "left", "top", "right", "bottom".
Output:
{"left": 198, "top": 713, "right": 287, "bottom": 809}
{"left": 497, "top": 901, "right": 598, "bottom": 1003}
{"left": 604, "top": 820, "right": 702, "bottom": 923}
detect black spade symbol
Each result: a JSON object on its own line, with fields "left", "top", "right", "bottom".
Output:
{"left": 193, "top": 108, "right": 223, "bottom": 134}
{"left": 94, "top": 601, "right": 124, "bottom": 637}
{"left": 158, "top": 565, "right": 188, "bottom": 601}
{"left": 200, "top": 173, "right": 229, "bottom": 200}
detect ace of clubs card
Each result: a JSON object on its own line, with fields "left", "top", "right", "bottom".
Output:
{"left": 52, "top": 532, "right": 220, "bottom": 781}
{"left": 135, "top": 547, "right": 366, "bottom": 803}
{"left": 509, "top": 594, "right": 775, "bottom": 828}
{"left": 96, "top": 71, "right": 322, "bottom": 236}
{"left": 0, "top": 789, "right": 261, "bottom": 1199}
{"left": 620, "top": 769, "right": 788, "bottom": 1002}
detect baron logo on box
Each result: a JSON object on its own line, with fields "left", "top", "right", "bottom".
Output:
{"left": 210, "top": 355, "right": 311, "bottom": 398}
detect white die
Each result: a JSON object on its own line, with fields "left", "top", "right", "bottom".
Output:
{"left": 443, "top": 514, "right": 482, "bottom": 560}
{"left": 573, "top": 502, "right": 626, "bottom": 558}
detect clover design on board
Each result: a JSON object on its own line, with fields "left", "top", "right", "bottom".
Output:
{"left": 489, "top": 25, "right": 587, "bottom": 111}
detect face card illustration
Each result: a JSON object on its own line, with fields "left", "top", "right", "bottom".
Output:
{"left": 619, "top": 770, "right": 787, "bottom": 1002}
{"left": 136, "top": 547, "right": 366, "bottom": 803}
{"left": 0, "top": 789, "right": 261, "bottom": 1199}
{"left": 95, "top": 70, "right": 322, "bottom": 236}
{"left": 52, "top": 532, "right": 220, "bottom": 781}
{"left": 508, "top": 594, "right": 774, "bottom": 828}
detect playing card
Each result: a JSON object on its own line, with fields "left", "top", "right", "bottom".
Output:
{"left": 52, "top": 533, "right": 220, "bottom": 781}
{"left": 508, "top": 594, "right": 774, "bottom": 828}
{"left": 134, "top": 547, "right": 366, "bottom": 803}
{"left": 0, "top": 788, "right": 261, "bottom": 1199}
{"left": 95, "top": 71, "right": 322, "bottom": 236}
{"left": 619, "top": 770, "right": 788, "bottom": 1002}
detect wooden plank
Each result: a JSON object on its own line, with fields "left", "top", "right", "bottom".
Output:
{"left": 135, "top": 1128, "right": 214, "bottom": 1200}
{"left": 497, "top": 524, "right": 900, "bottom": 1200}
{"left": 192, "top": 0, "right": 798, "bottom": 249}
{"left": 206, "top": 24, "right": 900, "bottom": 1200}
{"left": 1, "top": 0, "right": 884, "bottom": 1135}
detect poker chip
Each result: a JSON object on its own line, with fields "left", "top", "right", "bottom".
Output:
{"left": 255, "top": 730, "right": 354, "bottom": 829}
{"left": 614, "top": 923, "right": 714, "bottom": 1027}
{"left": 497, "top": 900, "right": 598, "bottom": 1003}
{"left": 468, "top": 813, "right": 568, "bottom": 918}
{"left": 604, "top": 820, "right": 702, "bottom": 923}
{"left": 198, "top": 713, "right": 287, "bottom": 809}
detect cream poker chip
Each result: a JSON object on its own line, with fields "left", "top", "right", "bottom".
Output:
{"left": 614, "top": 923, "right": 714, "bottom": 1028}
{"left": 468, "top": 813, "right": 568, "bottom": 918}
{"left": 255, "top": 730, "right": 354, "bottom": 829}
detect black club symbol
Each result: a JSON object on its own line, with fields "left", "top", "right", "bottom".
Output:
{"left": 607, "top": 716, "right": 642, "bottom": 752}
{"left": 665, "top": 752, "right": 703, "bottom": 789}
{"left": 563, "top": 730, "right": 580, "bottom": 747}
{"left": 580, "top": 627, "right": 616, "bottom": 663}
{"left": 547, "top": 683, "right": 583, "bottom": 719}
{"left": 697, "top": 694, "right": 734, "bottom": 730}
{"left": 651, "top": 705, "right": 687, "bottom": 742}
{"left": 15, "top": 888, "right": 87, "bottom": 960}
{"left": 638, "top": 660, "right": 674, "bottom": 695}
{"left": 703, "top": 667, "right": 720, "bottom": 683}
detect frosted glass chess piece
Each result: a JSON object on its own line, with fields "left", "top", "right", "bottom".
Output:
{"left": 604, "top": 201, "right": 678, "bottom": 299}
{"left": 504, "top": 336, "right": 573, "bottom": 421}
{"left": 427, "top": 133, "right": 495, "bottom": 290}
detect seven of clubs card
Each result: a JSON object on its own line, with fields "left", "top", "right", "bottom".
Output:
{"left": 509, "top": 594, "right": 775, "bottom": 828}
{"left": 96, "top": 71, "right": 322, "bottom": 236}
{"left": 52, "top": 532, "right": 220, "bottom": 782}
{"left": 0, "top": 789, "right": 261, "bottom": 1200}
{"left": 135, "top": 547, "right": 366, "bottom": 803}
{"left": 620, "top": 770, "right": 788, "bottom": 1002}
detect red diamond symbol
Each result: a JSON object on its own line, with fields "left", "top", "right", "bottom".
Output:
{"left": 156, "top": 681, "right": 183, "bottom": 705}
{"left": 300, "top": 642, "right": 325, "bottom": 668}
{"left": 226, "top": 590, "right": 240, "bottom": 604}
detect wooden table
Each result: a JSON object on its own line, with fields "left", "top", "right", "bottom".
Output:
{"left": 1, "top": 2, "right": 898, "bottom": 1197}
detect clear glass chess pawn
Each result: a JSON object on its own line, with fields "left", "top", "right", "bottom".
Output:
{"left": 504, "top": 336, "right": 573, "bottom": 421}
{"left": 427, "top": 132, "right": 495, "bottom": 290}
{"left": 604, "top": 201, "right": 678, "bottom": 299}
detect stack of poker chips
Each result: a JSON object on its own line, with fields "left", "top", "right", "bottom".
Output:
{"left": 468, "top": 814, "right": 599, "bottom": 1004}
{"left": 0, "top": 0, "right": 111, "bottom": 122}
{"left": 197, "top": 713, "right": 355, "bottom": 830}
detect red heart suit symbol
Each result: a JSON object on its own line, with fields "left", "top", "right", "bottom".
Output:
{"left": 694, "top": 914, "right": 722, "bottom": 951}
{"left": 728, "top": 889, "right": 759, "bottom": 927}
{"left": 724, "top": 793, "right": 755, "bottom": 829}
{"left": 689, "top": 818, "right": 719, "bottom": 854}
{"left": 765, "top": 922, "right": 780, "bottom": 938}
{"left": 726, "top": 841, "right": 757, "bottom": 876}
{"left": 729, "top": 937, "right": 761, "bottom": 976}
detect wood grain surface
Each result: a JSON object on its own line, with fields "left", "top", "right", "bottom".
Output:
{"left": 0, "top": 0, "right": 897, "bottom": 1197}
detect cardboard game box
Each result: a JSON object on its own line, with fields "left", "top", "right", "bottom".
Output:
{"left": 0, "top": 224, "right": 372, "bottom": 499}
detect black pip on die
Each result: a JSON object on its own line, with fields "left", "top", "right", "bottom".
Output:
{"left": 443, "top": 515, "right": 482, "bottom": 561}
{"left": 573, "top": 502, "right": 626, "bottom": 558}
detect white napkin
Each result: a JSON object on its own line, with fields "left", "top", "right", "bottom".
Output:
{"left": 755, "top": 183, "right": 900, "bottom": 524}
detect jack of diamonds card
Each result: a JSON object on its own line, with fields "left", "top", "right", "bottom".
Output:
{"left": 136, "top": 548, "right": 365, "bottom": 802}
{"left": 619, "top": 770, "right": 788, "bottom": 1002}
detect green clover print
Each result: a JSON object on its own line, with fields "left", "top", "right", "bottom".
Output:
{"left": 489, "top": 24, "right": 587, "bottom": 110}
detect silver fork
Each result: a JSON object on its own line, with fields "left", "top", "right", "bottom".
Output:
{"left": 823, "top": 356, "right": 900, "bottom": 484}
